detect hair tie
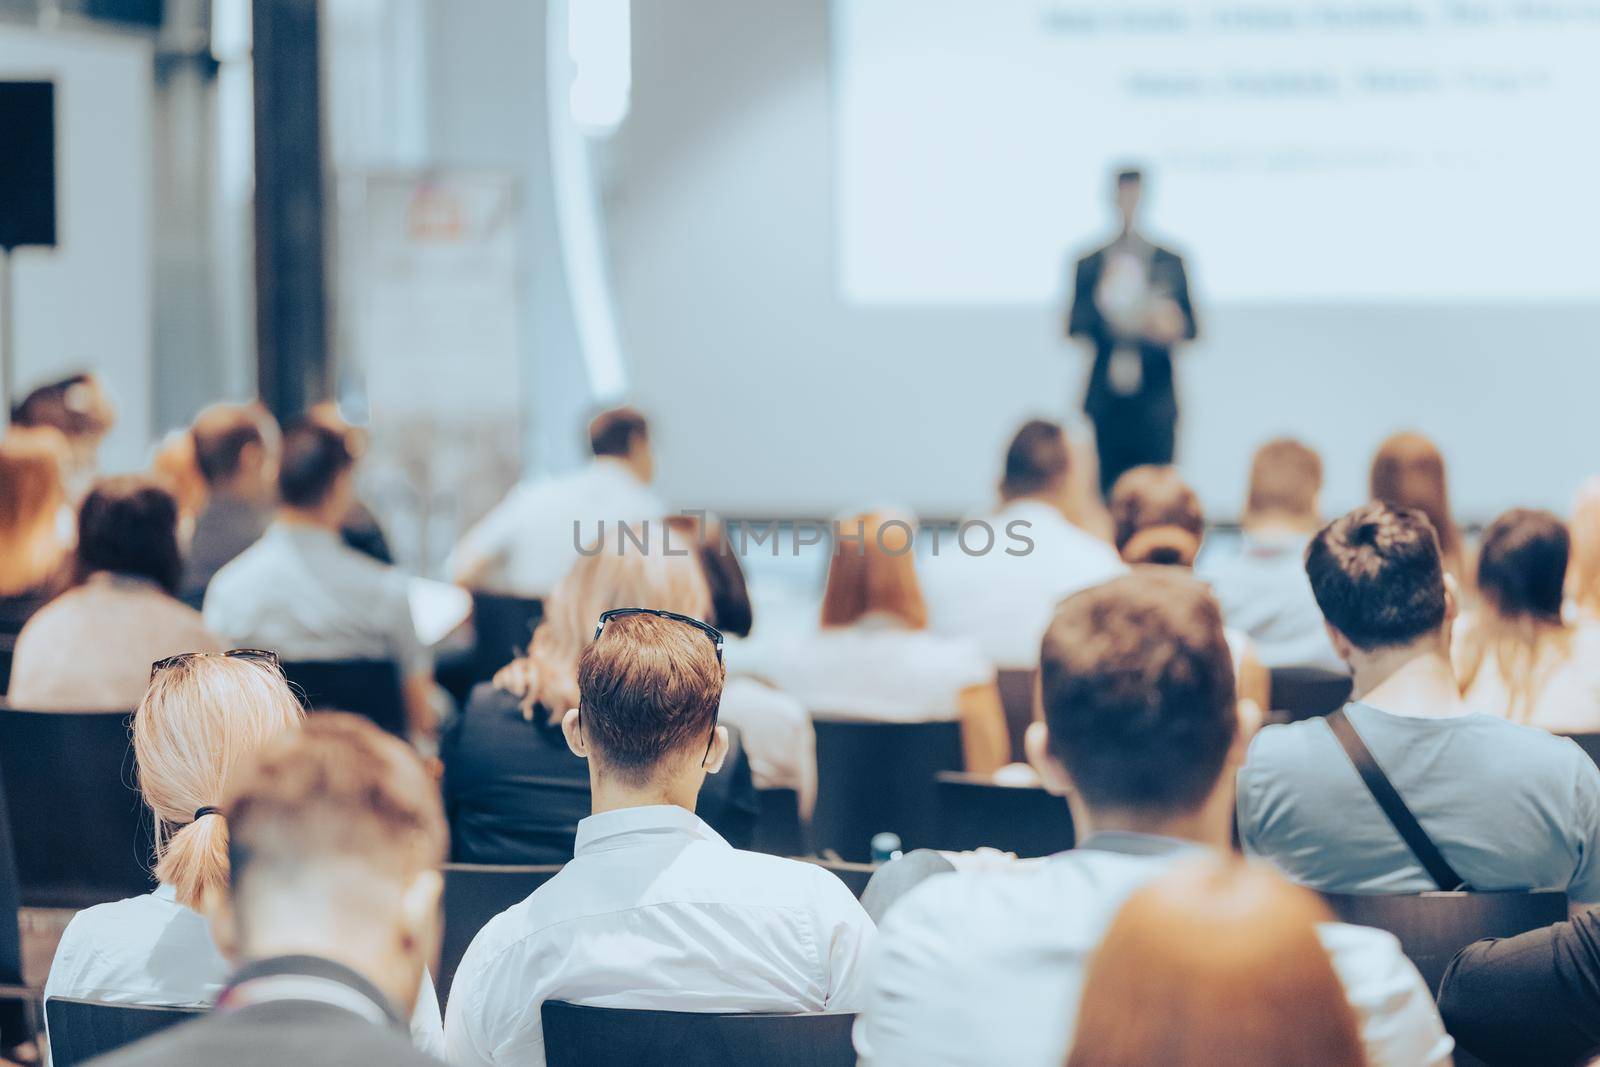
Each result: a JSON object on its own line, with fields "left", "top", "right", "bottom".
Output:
{"left": 193, "top": 806, "right": 222, "bottom": 823}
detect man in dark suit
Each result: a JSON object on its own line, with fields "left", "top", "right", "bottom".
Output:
{"left": 88, "top": 715, "right": 446, "bottom": 1066}
{"left": 1067, "top": 168, "right": 1197, "bottom": 496}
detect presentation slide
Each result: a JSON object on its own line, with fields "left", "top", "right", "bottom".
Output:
{"left": 835, "top": 0, "right": 1600, "bottom": 304}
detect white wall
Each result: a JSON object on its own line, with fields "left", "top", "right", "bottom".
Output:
{"left": 0, "top": 24, "right": 152, "bottom": 470}
{"left": 610, "top": 0, "right": 1600, "bottom": 523}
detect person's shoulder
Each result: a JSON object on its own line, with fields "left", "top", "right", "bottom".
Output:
{"left": 720, "top": 676, "right": 807, "bottom": 723}
{"left": 1245, "top": 715, "right": 1334, "bottom": 767}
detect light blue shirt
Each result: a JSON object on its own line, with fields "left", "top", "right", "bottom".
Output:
{"left": 1202, "top": 530, "right": 1345, "bottom": 672}
{"left": 1239, "top": 702, "right": 1600, "bottom": 901}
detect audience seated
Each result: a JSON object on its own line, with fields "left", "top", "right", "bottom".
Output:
{"left": 203, "top": 418, "right": 435, "bottom": 739}
{"left": 1371, "top": 431, "right": 1469, "bottom": 589}
{"left": 852, "top": 570, "right": 1448, "bottom": 1066}
{"left": 1569, "top": 476, "right": 1600, "bottom": 624}
{"left": 41, "top": 651, "right": 446, "bottom": 1054}
{"left": 8, "top": 476, "right": 221, "bottom": 709}
{"left": 10, "top": 371, "right": 116, "bottom": 502}
{"left": 83, "top": 714, "right": 450, "bottom": 1067}
{"left": 1202, "top": 438, "right": 1344, "bottom": 672}
{"left": 758, "top": 511, "right": 1008, "bottom": 774}
{"left": 445, "top": 611, "right": 875, "bottom": 1066}
{"left": 668, "top": 515, "right": 817, "bottom": 816}
{"left": 448, "top": 406, "right": 664, "bottom": 597}
{"left": 149, "top": 427, "right": 209, "bottom": 536}
{"left": 440, "top": 544, "right": 759, "bottom": 864}
{"left": 920, "top": 419, "right": 1125, "bottom": 669}
{"left": 1066, "top": 860, "right": 1367, "bottom": 1067}
{"left": 182, "top": 403, "right": 279, "bottom": 604}
{"left": 1238, "top": 502, "right": 1600, "bottom": 900}
{"left": 1455, "top": 509, "right": 1600, "bottom": 731}
{"left": 305, "top": 402, "right": 396, "bottom": 565}
{"left": 1107, "top": 465, "right": 1271, "bottom": 710}
{"left": 0, "top": 427, "right": 73, "bottom": 644}
{"left": 1438, "top": 906, "right": 1600, "bottom": 1065}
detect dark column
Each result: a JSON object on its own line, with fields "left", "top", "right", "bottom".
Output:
{"left": 252, "top": 0, "right": 329, "bottom": 423}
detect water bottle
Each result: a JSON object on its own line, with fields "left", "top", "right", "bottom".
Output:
{"left": 870, "top": 832, "right": 903, "bottom": 864}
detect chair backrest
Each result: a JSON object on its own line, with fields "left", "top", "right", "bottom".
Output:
{"left": 811, "top": 718, "right": 964, "bottom": 862}
{"left": 439, "top": 862, "right": 563, "bottom": 1005}
{"left": 0, "top": 707, "right": 154, "bottom": 908}
{"left": 0, "top": 773, "right": 23, "bottom": 990}
{"left": 46, "top": 997, "right": 205, "bottom": 1066}
{"left": 1321, "top": 890, "right": 1567, "bottom": 994}
{"left": 801, "top": 858, "right": 877, "bottom": 899}
{"left": 279, "top": 659, "right": 407, "bottom": 737}
{"left": 1560, "top": 732, "right": 1600, "bottom": 772}
{"left": 933, "top": 771, "right": 1075, "bottom": 857}
{"left": 541, "top": 1001, "right": 857, "bottom": 1067}
{"left": 994, "top": 668, "right": 1037, "bottom": 764}
{"left": 751, "top": 788, "right": 806, "bottom": 858}
{"left": 0, "top": 637, "right": 13, "bottom": 697}
{"left": 471, "top": 592, "right": 544, "bottom": 676}
{"left": 1268, "top": 666, "right": 1352, "bottom": 722}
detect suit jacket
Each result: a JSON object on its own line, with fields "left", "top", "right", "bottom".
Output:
{"left": 1438, "top": 909, "right": 1600, "bottom": 1066}
{"left": 441, "top": 683, "right": 760, "bottom": 864}
{"left": 1067, "top": 240, "right": 1196, "bottom": 419}
{"left": 86, "top": 955, "right": 443, "bottom": 1067}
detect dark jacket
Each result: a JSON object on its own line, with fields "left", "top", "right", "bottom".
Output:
{"left": 441, "top": 683, "right": 759, "bottom": 864}
{"left": 85, "top": 955, "right": 442, "bottom": 1067}
{"left": 1067, "top": 240, "right": 1196, "bottom": 420}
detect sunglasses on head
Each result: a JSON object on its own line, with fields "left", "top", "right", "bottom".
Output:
{"left": 589, "top": 608, "right": 724, "bottom": 765}
{"left": 151, "top": 648, "right": 281, "bottom": 681}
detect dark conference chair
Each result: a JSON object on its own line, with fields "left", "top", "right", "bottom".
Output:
{"left": 995, "top": 668, "right": 1037, "bottom": 764}
{"left": 542, "top": 1001, "right": 856, "bottom": 1067}
{"left": 0, "top": 636, "right": 14, "bottom": 696}
{"left": 0, "top": 780, "right": 34, "bottom": 1048}
{"left": 439, "top": 863, "right": 562, "bottom": 1005}
{"left": 279, "top": 659, "right": 407, "bottom": 738}
{"left": 1321, "top": 890, "right": 1567, "bottom": 995}
{"left": 1267, "top": 666, "right": 1352, "bottom": 723}
{"left": 751, "top": 788, "right": 806, "bottom": 858}
{"left": 0, "top": 708, "right": 154, "bottom": 908}
{"left": 811, "top": 718, "right": 963, "bottom": 862}
{"left": 471, "top": 592, "right": 543, "bottom": 679}
{"left": 1560, "top": 732, "right": 1600, "bottom": 772}
{"left": 45, "top": 997, "right": 206, "bottom": 1067}
{"left": 933, "top": 772, "right": 1075, "bottom": 857}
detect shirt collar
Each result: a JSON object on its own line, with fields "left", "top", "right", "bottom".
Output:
{"left": 266, "top": 519, "right": 344, "bottom": 547}
{"left": 574, "top": 804, "right": 727, "bottom": 856}
{"left": 1074, "top": 831, "right": 1210, "bottom": 859}
{"left": 153, "top": 883, "right": 179, "bottom": 903}
{"left": 217, "top": 954, "right": 405, "bottom": 1030}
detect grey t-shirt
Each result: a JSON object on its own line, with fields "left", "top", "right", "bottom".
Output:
{"left": 1239, "top": 702, "right": 1600, "bottom": 902}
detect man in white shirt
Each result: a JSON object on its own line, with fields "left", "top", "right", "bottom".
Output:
{"left": 854, "top": 570, "right": 1451, "bottom": 1067}
{"left": 1203, "top": 437, "right": 1344, "bottom": 672}
{"left": 448, "top": 407, "right": 665, "bottom": 596}
{"left": 922, "top": 419, "right": 1125, "bottom": 668}
{"left": 445, "top": 609, "right": 874, "bottom": 1066}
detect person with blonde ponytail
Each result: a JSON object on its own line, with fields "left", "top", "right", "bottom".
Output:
{"left": 42, "top": 653, "right": 445, "bottom": 1056}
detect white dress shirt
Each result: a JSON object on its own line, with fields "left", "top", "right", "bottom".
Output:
{"left": 42, "top": 883, "right": 445, "bottom": 1057}
{"left": 854, "top": 834, "right": 1452, "bottom": 1067}
{"left": 447, "top": 459, "right": 666, "bottom": 597}
{"left": 759, "top": 614, "right": 993, "bottom": 722}
{"left": 921, "top": 500, "right": 1126, "bottom": 669}
{"left": 445, "top": 805, "right": 876, "bottom": 1067}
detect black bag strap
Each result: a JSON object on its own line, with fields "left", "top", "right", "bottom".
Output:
{"left": 1324, "top": 708, "right": 1470, "bottom": 892}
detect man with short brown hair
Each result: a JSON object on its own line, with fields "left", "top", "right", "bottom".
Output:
{"left": 1204, "top": 436, "right": 1343, "bottom": 671}
{"left": 89, "top": 714, "right": 448, "bottom": 1067}
{"left": 447, "top": 611, "right": 874, "bottom": 1067}
{"left": 183, "top": 402, "right": 280, "bottom": 602}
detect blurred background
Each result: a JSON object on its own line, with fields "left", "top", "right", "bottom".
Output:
{"left": 2, "top": 0, "right": 1598, "bottom": 583}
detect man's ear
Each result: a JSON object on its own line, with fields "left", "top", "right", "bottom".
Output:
{"left": 202, "top": 883, "right": 241, "bottom": 966}
{"left": 701, "top": 724, "right": 730, "bottom": 775}
{"left": 1324, "top": 622, "right": 1356, "bottom": 668}
{"left": 400, "top": 868, "right": 444, "bottom": 964}
{"left": 1025, "top": 721, "right": 1073, "bottom": 796}
{"left": 561, "top": 707, "right": 587, "bottom": 759}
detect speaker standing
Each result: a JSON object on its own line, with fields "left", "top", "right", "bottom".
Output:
{"left": 1065, "top": 167, "right": 1197, "bottom": 497}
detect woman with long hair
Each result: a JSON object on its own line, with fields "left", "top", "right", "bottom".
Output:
{"left": 1456, "top": 509, "right": 1600, "bottom": 730}
{"left": 760, "top": 511, "right": 1008, "bottom": 774}
{"left": 441, "top": 538, "right": 760, "bottom": 864}
{"left": 1570, "top": 477, "right": 1600, "bottom": 623}
{"left": 43, "top": 652, "right": 445, "bottom": 1053}
{"left": 1370, "top": 432, "right": 1467, "bottom": 586}
{"left": 1066, "top": 860, "right": 1367, "bottom": 1067}
{"left": 0, "top": 427, "right": 73, "bottom": 637}
{"left": 8, "top": 476, "right": 222, "bottom": 709}
{"left": 1108, "top": 466, "right": 1271, "bottom": 711}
